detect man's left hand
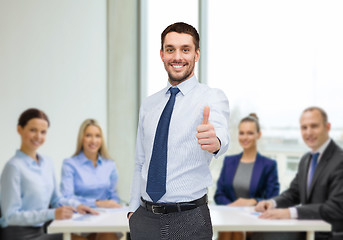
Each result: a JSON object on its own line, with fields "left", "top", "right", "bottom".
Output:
{"left": 258, "top": 209, "right": 291, "bottom": 219}
{"left": 196, "top": 106, "right": 220, "bottom": 153}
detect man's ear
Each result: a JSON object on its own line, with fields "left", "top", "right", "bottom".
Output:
{"left": 195, "top": 48, "right": 200, "bottom": 62}
{"left": 326, "top": 122, "right": 331, "bottom": 132}
{"left": 17, "top": 125, "right": 22, "bottom": 135}
{"left": 160, "top": 49, "right": 164, "bottom": 62}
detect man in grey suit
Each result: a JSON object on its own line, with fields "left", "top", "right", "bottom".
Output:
{"left": 254, "top": 106, "right": 343, "bottom": 240}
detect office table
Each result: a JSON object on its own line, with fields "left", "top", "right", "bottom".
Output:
{"left": 210, "top": 206, "right": 331, "bottom": 240}
{"left": 48, "top": 206, "right": 331, "bottom": 240}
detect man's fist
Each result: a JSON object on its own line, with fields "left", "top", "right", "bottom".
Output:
{"left": 196, "top": 106, "right": 221, "bottom": 153}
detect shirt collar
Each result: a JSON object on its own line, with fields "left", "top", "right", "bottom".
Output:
{"left": 79, "top": 151, "right": 103, "bottom": 165}
{"left": 16, "top": 149, "right": 44, "bottom": 166}
{"left": 166, "top": 75, "right": 198, "bottom": 96}
{"left": 311, "top": 138, "right": 331, "bottom": 155}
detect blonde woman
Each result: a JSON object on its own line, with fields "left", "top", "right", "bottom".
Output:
{"left": 61, "top": 119, "right": 121, "bottom": 240}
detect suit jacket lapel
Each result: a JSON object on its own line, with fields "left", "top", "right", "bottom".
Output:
{"left": 250, "top": 153, "right": 263, "bottom": 198}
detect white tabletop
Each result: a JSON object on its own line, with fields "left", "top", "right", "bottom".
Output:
{"left": 48, "top": 205, "right": 331, "bottom": 240}
{"left": 210, "top": 205, "right": 331, "bottom": 232}
{"left": 48, "top": 208, "right": 130, "bottom": 234}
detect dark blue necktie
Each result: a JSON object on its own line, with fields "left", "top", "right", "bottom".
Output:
{"left": 308, "top": 152, "right": 319, "bottom": 189}
{"left": 146, "top": 87, "right": 180, "bottom": 202}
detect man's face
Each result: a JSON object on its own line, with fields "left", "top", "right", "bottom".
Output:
{"left": 160, "top": 32, "right": 200, "bottom": 86}
{"left": 300, "top": 109, "right": 330, "bottom": 151}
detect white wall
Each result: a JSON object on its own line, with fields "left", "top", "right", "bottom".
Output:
{"left": 0, "top": 0, "right": 107, "bottom": 183}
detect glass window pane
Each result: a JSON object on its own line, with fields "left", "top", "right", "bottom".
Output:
{"left": 208, "top": 0, "right": 343, "bottom": 190}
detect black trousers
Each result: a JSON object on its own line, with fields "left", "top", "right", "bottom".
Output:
{"left": 1, "top": 225, "right": 62, "bottom": 240}
{"left": 129, "top": 204, "right": 212, "bottom": 240}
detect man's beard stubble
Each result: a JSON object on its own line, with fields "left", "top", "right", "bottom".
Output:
{"left": 165, "top": 58, "right": 196, "bottom": 84}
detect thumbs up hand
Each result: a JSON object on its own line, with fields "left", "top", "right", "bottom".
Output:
{"left": 196, "top": 106, "right": 221, "bottom": 153}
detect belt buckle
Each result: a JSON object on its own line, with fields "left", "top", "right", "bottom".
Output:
{"left": 151, "top": 205, "right": 164, "bottom": 214}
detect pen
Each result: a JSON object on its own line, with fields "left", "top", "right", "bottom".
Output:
{"left": 58, "top": 203, "right": 78, "bottom": 213}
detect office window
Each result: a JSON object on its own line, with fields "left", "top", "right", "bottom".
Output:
{"left": 208, "top": 0, "right": 343, "bottom": 190}
{"left": 287, "top": 156, "right": 300, "bottom": 173}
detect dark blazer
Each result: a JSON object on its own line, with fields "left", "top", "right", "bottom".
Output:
{"left": 274, "top": 140, "right": 343, "bottom": 224}
{"left": 214, "top": 152, "right": 280, "bottom": 205}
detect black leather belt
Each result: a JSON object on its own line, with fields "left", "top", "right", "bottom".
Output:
{"left": 140, "top": 195, "right": 208, "bottom": 214}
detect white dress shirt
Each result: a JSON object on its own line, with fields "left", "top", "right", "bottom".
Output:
{"left": 129, "top": 76, "right": 230, "bottom": 212}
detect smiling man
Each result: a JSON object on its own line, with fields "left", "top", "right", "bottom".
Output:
{"left": 254, "top": 107, "right": 343, "bottom": 240}
{"left": 128, "top": 22, "right": 230, "bottom": 240}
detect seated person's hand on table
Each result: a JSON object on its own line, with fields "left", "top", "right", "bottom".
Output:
{"left": 96, "top": 200, "right": 122, "bottom": 208}
{"left": 259, "top": 208, "right": 291, "bottom": 219}
{"left": 77, "top": 204, "right": 99, "bottom": 215}
{"left": 55, "top": 206, "right": 76, "bottom": 220}
{"left": 255, "top": 200, "right": 274, "bottom": 212}
{"left": 228, "top": 198, "right": 257, "bottom": 207}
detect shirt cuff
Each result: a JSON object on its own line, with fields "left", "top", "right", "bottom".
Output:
{"left": 213, "top": 135, "right": 225, "bottom": 158}
{"left": 289, "top": 207, "right": 298, "bottom": 219}
{"left": 48, "top": 209, "right": 56, "bottom": 220}
{"left": 271, "top": 199, "right": 277, "bottom": 208}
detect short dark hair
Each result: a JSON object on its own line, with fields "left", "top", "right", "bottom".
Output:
{"left": 302, "top": 106, "right": 328, "bottom": 124}
{"left": 240, "top": 113, "right": 260, "bottom": 133}
{"left": 161, "top": 22, "right": 200, "bottom": 50}
{"left": 18, "top": 108, "right": 50, "bottom": 127}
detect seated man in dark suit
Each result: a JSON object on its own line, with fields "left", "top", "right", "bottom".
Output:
{"left": 254, "top": 106, "right": 343, "bottom": 240}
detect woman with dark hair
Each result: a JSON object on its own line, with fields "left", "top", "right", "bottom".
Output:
{"left": 214, "top": 113, "right": 280, "bottom": 240}
{"left": 0, "top": 108, "right": 96, "bottom": 240}
{"left": 60, "top": 119, "right": 121, "bottom": 240}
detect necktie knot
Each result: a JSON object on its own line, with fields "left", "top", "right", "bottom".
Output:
{"left": 169, "top": 87, "right": 180, "bottom": 96}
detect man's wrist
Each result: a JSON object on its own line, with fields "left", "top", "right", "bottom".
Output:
{"left": 213, "top": 137, "right": 221, "bottom": 154}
